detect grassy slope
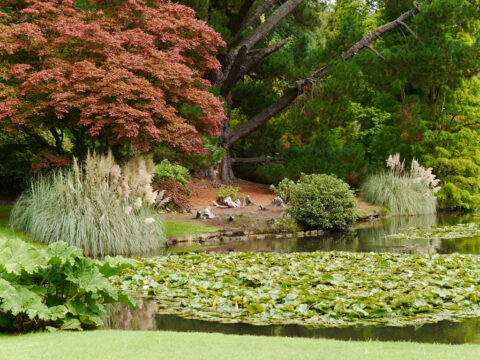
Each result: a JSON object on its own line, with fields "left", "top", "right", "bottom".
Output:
{"left": 164, "top": 219, "right": 219, "bottom": 237}
{"left": 0, "top": 205, "right": 44, "bottom": 247}
{"left": 0, "top": 331, "right": 479, "bottom": 360}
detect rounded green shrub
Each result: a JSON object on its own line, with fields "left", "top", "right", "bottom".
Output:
{"left": 154, "top": 159, "right": 190, "bottom": 185}
{"left": 288, "top": 174, "right": 358, "bottom": 230}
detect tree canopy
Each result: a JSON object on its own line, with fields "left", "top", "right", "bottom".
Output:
{"left": 0, "top": 0, "right": 225, "bottom": 160}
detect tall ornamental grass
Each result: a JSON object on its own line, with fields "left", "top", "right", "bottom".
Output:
{"left": 10, "top": 153, "right": 166, "bottom": 257}
{"left": 361, "top": 154, "right": 440, "bottom": 216}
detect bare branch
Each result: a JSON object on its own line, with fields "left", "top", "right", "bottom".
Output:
{"left": 225, "top": 0, "right": 434, "bottom": 148}
{"left": 230, "top": 0, "right": 256, "bottom": 39}
{"left": 397, "top": 20, "right": 424, "bottom": 45}
{"left": 231, "top": 157, "right": 282, "bottom": 164}
{"left": 239, "top": 39, "right": 290, "bottom": 78}
{"left": 235, "top": 0, "right": 282, "bottom": 39}
{"left": 238, "top": 0, "right": 305, "bottom": 51}
{"left": 366, "top": 45, "right": 385, "bottom": 60}
{"left": 221, "top": 46, "right": 248, "bottom": 98}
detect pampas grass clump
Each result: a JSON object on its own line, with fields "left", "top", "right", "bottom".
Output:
{"left": 361, "top": 154, "right": 439, "bottom": 216}
{"left": 361, "top": 171, "right": 437, "bottom": 216}
{"left": 10, "top": 152, "right": 166, "bottom": 257}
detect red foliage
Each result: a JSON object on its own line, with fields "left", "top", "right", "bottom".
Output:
{"left": 31, "top": 151, "right": 71, "bottom": 172}
{"left": 0, "top": 0, "right": 225, "bottom": 153}
{"left": 153, "top": 178, "right": 192, "bottom": 213}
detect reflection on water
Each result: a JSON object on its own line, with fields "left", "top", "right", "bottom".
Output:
{"left": 170, "top": 213, "right": 480, "bottom": 255}
{"left": 103, "top": 300, "right": 480, "bottom": 344}
{"left": 108, "top": 213, "right": 480, "bottom": 342}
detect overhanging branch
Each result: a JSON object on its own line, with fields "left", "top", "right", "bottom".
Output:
{"left": 234, "top": 0, "right": 282, "bottom": 39}
{"left": 225, "top": 0, "right": 433, "bottom": 148}
{"left": 239, "top": 39, "right": 290, "bottom": 78}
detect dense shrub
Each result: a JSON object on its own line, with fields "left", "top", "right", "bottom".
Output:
{"left": 152, "top": 160, "right": 192, "bottom": 212}
{"left": 0, "top": 237, "right": 135, "bottom": 333}
{"left": 361, "top": 154, "right": 439, "bottom": 216}
{"left": 288, "top": 174, "right": 358, "bottom": 230}
{"left": 270, "top": 178, "right": 296, "bottom": 203}
{"left": 216, "top": 186, "right": 244, "bottom": 202}
{"left": 10, "top": 153, "right": 166, "bottom": 257}
{"left": 152, "top": 179, "right": 192, "bottom": 213}
{"left": 154, "top": 160, "right": 191, "bottom": 186}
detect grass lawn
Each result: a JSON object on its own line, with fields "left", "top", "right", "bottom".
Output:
{"left": 164, "top": 219, "right": 220, "bottom": 237}
{"left": 0, "top": 330, "right": 479, "bottom": 360}
{"left": 0, "top": 204, "right": 44, "bottom": 247}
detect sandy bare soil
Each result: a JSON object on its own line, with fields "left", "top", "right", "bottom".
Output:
{"left": 187, "top": 178, "right": 275, "bottom": 209}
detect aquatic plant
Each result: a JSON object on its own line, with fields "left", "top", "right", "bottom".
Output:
{"left": 10, "top": 153, "right": 166, "bottom": 257}
{"left": 0, "top": 237, "right": 135, "bottom": 333}
{"left": 362, "top": 154, "right": 439, "bottom": 215}
{"left": 113, "top": 251, "right": 480, "bottom": 328}
{"left": 386, "top": 223, "right": 480, "bottom": 241}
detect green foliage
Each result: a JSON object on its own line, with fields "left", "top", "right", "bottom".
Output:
{"left": 152, "top": 159, "right": 192, "bottom": 212}
{"left": 154, "top": 160, "right": 191, "bottom": 185}
{"left": 0, "top": 237, "right": 135, "bottom": 333}
{"left": 186, "top": 136, "right": 225, "bottom": 170}
{"left": 287, "top": 174, "right": 358, "bottom": 230}
{"left": 10, "top": 155, "right": 166, "bottom": 257}
{"left": 216, "top": 186, "right": 244, "bottom": 202}
{"left": 0, "top": 131, "right": 35, "bottom": 194}
{"left": 422, "top": 128, "right": 480, "bottom": 210}
{"left": 361, "top": 171, "right": 437, "bottom": 216}
{"left": 270, "top": 178, "right": 296, "bottom": 203}
{"left": 114, "top": 251, "right": 480, "bottom": 328}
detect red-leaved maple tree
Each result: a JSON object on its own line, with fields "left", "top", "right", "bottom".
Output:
{"left": 0, "top": 0, "right": 225, "bottom": 158}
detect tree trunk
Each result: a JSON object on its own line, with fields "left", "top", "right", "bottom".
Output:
{"left": 219, "top": 149, "right": 235, "bottom": 182}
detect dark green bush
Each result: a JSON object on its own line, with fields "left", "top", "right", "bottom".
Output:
{"left": 0, "top": 237, "right": 135, "bottom": 333}
{"left": 288, "top": 174, "right": 358, "bottom": 230}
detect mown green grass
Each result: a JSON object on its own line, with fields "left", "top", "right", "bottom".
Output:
{"left": 164, "top": 220, "right": 220, "bottom": 237}
{"left": 0, "top": 204, "right": 44, "bottom": 248}
{"left": 0, "top": 330, "right": 478, "bottom": 360}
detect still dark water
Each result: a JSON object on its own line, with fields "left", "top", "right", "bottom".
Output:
{"left": 104, "top": 299, "right": 480, "bottom": 344}
{"left": 169, "top": 213, "right": 480, "bottom": 255}
{"left": 106, "top": 213, "right": 480, "bottom": 344}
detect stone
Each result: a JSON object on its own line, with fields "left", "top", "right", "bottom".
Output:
{"left": 273, "top": 196, "right": 286, "bottom": 207}
{"left": 213, "top": 201, "right": 228, "bottom": 208}
{"left": 235, "top": 199, "right": 242, "bottom": 207}
{"left": 259, "top": 205, "right": 266, "bottom": 211}
{"left": 245, "top": 195, "right": 255, "bottom": 206}
{"left": 223, "top": 196, "right": 238, "bottom": 208}
{"left": 228, "top": 215, "right": 235, "bottom": 222}
{"left": 203, "top": 206, "right": 215, "bottom": 219}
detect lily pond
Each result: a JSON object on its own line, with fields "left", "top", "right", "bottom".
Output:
{"left": 106, "top": 213, "right": 480, "bottom": 343}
